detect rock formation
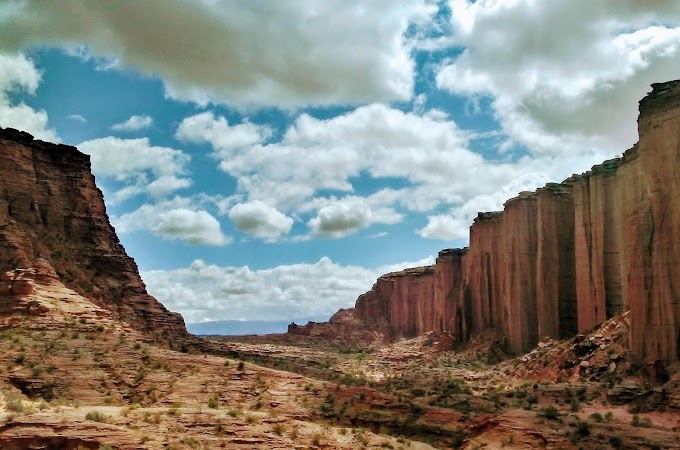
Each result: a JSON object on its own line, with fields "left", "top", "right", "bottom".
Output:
{"left": 307, "top": 80, "right": 680, "bottom": 366}
{"left": 0, "top": 127, "right": 189, "bottom": 346}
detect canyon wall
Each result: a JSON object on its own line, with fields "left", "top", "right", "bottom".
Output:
{"left": 355, "top": 266, "right": 436, "bottom": 338}
{"left": 0, "top": 127, "right": 190, "bottom": 347}
{"left": 320, "top": 80, "right": 680, "bottom": 365}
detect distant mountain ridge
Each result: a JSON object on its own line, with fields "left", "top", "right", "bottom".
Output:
{"left": 188, "top": 317, "right": 329, "bottom": 336}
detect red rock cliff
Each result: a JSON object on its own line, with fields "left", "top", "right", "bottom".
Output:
{"left": 0, "top": 127, "right": 190, "bottom": 347}
{"left": 354, "top": 266, "right": 436, "bottom": 338}
{"left": 320, "top": 80, "right": 680, "bottom": 365}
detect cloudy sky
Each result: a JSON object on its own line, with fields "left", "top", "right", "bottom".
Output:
{"left": 1, "top": 0, "right": 679, "bottom": 325}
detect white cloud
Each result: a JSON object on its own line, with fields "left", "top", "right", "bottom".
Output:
{"left": 78, "top": 136, "right": 191, "bottom": 202}
{"left": 0, "top": 1, "right": 434, "bottom": 108}
{"left": 113, "top": 198, "right": 230, "bottom": 246}
{"left": 228, "top": 201, "right": 293, "bottom": 242}
{"left": 308, "top": 198, "right": 373, "bottom": 238}
{"left": 176, "top": 111, "right": 270, "bottom": 156}
{"left": 307, "top": 196, "right": 402, "bottom": 238}
{"left": 418, "top": 215, "right": 469, "bottom": 241}
{"left": 418, "top": 173, "right": 551, "bottom": 240}
{"left": 437, "top": 0, "right": 680, "bottom": 154}
{"left": 180, "top": 102, "right": 609, "bottom": 242}
{"left": 66, "top": 114, "right": 87, "bottom": 123}
{"left": 0, "top": 52, "right": 58, "bottom": 141}
{"left": 146, "top": 176, "right": 192, "bottom": 201}
{"left": 111, "top": 114, "right": 153, "bottom": 132}
{"left": 190, "top": 104, "right": 495, "bottom": 211}
{"left": 142, "top": 256, "right": 434, "bottom": 323}
{"left": 153, "top": 208, "right": 229, "bottom": 246}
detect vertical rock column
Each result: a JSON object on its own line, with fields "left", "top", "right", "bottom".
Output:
{"left": 628, "top": 81, "right": 680, "bottom": 364}
{"left": 535, "top": 183, "right": 577, "bottom": 340}
{"left": 461, "top": 212, "right": 504, "bottom": 341}
{"left": 573, "top": 159, "right": 624, "bottom": 333}
{"left": 501, "top": 193, "right": 539, "bottom": 354}
{"left": 433, "top": 248, "right": 466, "bottom": 334}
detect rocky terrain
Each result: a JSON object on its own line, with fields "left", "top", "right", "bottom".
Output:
{"left": 0, "top": 261, "right": 444, "bottom": 449}
{"left": 1, "top": 82, "right": 680, "bottom": 449}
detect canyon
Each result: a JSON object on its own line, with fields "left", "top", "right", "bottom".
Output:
{"left": 292, "top": 80, "right": 680, "bottom": 367}
{"left": 1, "top": 82, "right": 680, "bottom": 449}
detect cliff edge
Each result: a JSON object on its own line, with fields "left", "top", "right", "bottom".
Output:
{"left": 0, "top": 127, "right": 190, "bottom": 347}
{"left": 294, "top": 80, "right": 680, "bottom": 367}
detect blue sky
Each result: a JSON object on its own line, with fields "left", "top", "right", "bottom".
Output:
{"left": 1, "top": 1, "right": 679, "bottom": 324}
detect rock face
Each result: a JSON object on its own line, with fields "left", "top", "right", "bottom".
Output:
{"left": 313, "top": 81, "right": 680, "bottom": 365}
{"left": 355, "top": 266, "right": 436, "bottom": 338}
{"left": 0, "top": 127, "right": 189, "bottom": 346}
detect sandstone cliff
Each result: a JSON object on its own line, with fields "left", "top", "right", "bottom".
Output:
{"left": 0, "top": 127, "right": 190, "bottom": 347}
{"left": 307, "top": 80, "right": 680, "bottom": 366}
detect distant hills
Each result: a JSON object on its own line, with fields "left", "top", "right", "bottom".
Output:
{"left": 187, "top": 317, "right": 329, "bottom": 336}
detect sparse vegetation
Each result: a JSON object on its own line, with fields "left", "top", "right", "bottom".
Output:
{"left": 208, "top": 393, "right": 220, "bottom": 409}
{"left": 539, "top": 405, "right": 560, "bottom": 420}
{"left": 85, "top": 410, "right": 111, "bottom": 423}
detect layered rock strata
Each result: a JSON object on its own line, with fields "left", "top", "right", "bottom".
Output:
{"left": 0, "top": 127, "right": 189, "bottom": 346}
{"left": 308, "top": 81, "right": 680, "bottom": 365}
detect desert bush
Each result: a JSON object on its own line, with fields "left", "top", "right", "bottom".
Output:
{"left": 85, "top": 410, "right": 111, "bottom": 423}
{"left": 539, "top": 405, "right": 560, "bottom": 420}
{"left": 631, "top": 414, "right": 652, "bottom": 428}
{"left": 311, "top": 432, "right": 323, "bottom": 446}
{"left": 208, "top": 393, "right": 220, "bottom": 409}
{"left": 4, "top": 393, "right": 25, "bottom": 413}
{"left": 575, "top": 420, "right": 590, "bottom": 437}
{"left": 588, "top": 412, "right": 604, "bottom": 423}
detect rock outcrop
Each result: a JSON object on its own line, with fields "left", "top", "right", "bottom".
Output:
{"left": 0, "top": 127, "right": 189, "bottom": 346}
{"left": 355, "top": 265, "right": 436, "bottom": 338}
{"left": 307, "top": 80, "right": 680, "bottom": 366}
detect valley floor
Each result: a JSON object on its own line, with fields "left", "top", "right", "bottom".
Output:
{"left": 1, "top": 269, "right": 679, "bottom": 449}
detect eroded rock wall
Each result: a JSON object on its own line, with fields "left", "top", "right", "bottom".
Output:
{"left": 535, "top": 183, "right": 577, "bottom": 340}
{"left": 354, "top": 266, "right": 436, "bottom": 338}
{"left": 462, "top": 212, "right": 504, "bottom": 339}
{"left": 625, "top": 82, "right": 680, "bottom": 364}
{"left": 0, "top": 127, "right": 189, "bottom": 346}
{"left": 434, "top": 248, "right": 466, "bottom": 338}
{"left": 313, "top": 81, "right": 680, "bottom": 364}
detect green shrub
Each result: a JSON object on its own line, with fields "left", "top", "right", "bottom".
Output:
{"left": 588, "top": 412, "right": 604, "bottom": 423}
{"left": 85, "top": 410, "right": 111, "bottom": 423}
{"left": 575, "top": 420, "right": 590, "bottom": 437}
{"left": 208, "top": 394, "right": 219, "bottom": 409}
{"left": 539, "top": 405, "right": 560, "bottom": 420}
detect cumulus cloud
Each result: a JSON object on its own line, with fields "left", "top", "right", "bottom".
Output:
{"left": 176, "top": 111, "right": 270, "bottom": 156}
{"left": 418, "top": 173, "right": 551, "bottom": 240}
{"left": 307, "top": 196, "right": 401, "bottom": 238}
{"left": 141, "top": 256, "right": 434, "bottom": 323}
{"left": 308, "top": 199, "right": 373, "bottom": 238}
{"left": 78, "top": 136, "right": 191, "bottom": 202}
{"left": 179, "top": 102, "right": 611, "bottom": 242}
{"left": 111, "top": 114, "right": 153, "bottom": 132}
{"left": 186, "top": 104, "right": 496, "bottom": 210}
{"left": 0, "top": 52, "right": 58, "bottom": 140}
{"left": 113, "top": 198, "right": 230, "bottom": 246}
{"left": 437, "top": 0, "right": 680, "bottom": 154}
{"left": 228, "top": 201, "right": 293, "bottom": 242}
{"left": 0, "top": 1, "right": 436, "bottom": 107}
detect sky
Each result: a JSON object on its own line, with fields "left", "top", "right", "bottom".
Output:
{"left": 1, "top": 1, "right": 679, "bottom": 325}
